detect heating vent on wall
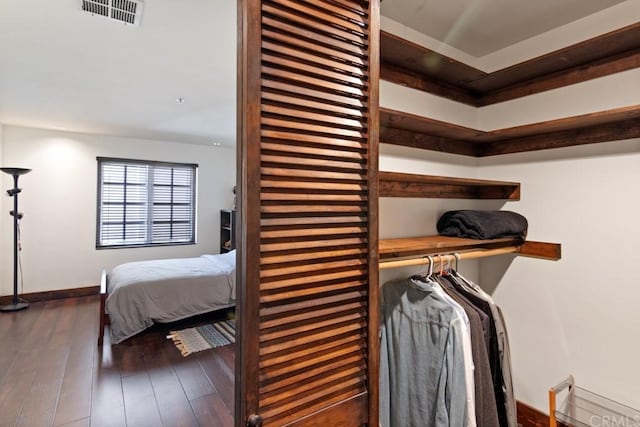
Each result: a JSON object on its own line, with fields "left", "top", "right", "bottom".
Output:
{"left": 81, "top": 0, "right": 143, "bottom": 26}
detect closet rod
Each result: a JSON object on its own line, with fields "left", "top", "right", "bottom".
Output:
{"left": 379, "top": 246, "right": 519, "bottom": 270}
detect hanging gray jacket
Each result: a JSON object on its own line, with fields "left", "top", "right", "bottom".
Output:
{"left": 380, "top": 278, "right": 469, "bottom": 427}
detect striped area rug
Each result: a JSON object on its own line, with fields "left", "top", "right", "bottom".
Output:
{"left": 167, "top": 319, "right": 235, "bottom": 357}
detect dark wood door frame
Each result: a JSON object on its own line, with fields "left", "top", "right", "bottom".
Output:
{"left": 236, "top": 0, "right": 380, "bottom": 425}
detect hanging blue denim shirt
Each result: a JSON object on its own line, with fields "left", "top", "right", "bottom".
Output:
{"left": 380, "top": 278, "right": 469, "bottom": 427}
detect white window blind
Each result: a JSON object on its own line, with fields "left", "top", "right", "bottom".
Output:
{"left": 97, "top": 158, "right": 197, "bottom": 248}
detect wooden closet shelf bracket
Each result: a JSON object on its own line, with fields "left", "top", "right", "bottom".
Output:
{"left": 378, "top": 238, "right": 561, "bottom": 270}
{"left": 518, "top": 240, "right": 562, "bottom": 260}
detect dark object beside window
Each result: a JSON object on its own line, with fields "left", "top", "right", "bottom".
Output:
{"left": 96, "top": 157, "right": 197, "bottom": 249}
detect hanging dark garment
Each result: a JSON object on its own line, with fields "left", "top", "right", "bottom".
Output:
{"left": 437, "top": 275, "right": 500, "bottom": 427}
{"left": 447, "top": 273, "right": 518, "bottom": 427}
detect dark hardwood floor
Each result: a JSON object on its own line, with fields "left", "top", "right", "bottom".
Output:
{"left": 0, "top": 296, "right": 235, "bottom": 427}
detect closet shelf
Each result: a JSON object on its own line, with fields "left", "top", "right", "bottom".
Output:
{"left": 379, "top": 235, "right": 561, "bottom": 262}
{"left": 380, "top": 106, "right": 640, "bottom": 157}
{"left": 379, "top": 171, "right": 520, "bottom": 200}
{"left": 380, "top": 26, "right": 640, "bottom": 106}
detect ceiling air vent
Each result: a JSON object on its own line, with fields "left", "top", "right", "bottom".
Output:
{"left": 81, "top": 0, "right": 144, "bottom": 26}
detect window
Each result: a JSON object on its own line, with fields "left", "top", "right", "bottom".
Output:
{"left": 97, "top": 157, "right": 197, "bottom": 248}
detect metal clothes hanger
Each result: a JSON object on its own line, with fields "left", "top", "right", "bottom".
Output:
{"left": 412, "top": 255, "right": 433, "bottom": 283}
{"left": 438, "top": 254, "right": 446, "bottom": 276}
{"left": 426, "top": 255, "right": 434, "bottom": 281}
{"left": 452, "top": 253, "right": 461, "bottom": 277}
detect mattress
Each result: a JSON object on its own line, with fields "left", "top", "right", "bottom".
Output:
{"left": 106, "top": 250, "right": 236, "bottom": 344}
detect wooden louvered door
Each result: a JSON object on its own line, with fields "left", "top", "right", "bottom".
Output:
{"left": 236, "top": 0, "right": 380, "bottom": 425}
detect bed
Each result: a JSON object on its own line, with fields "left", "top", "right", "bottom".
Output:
{"left": 98, "top": 250, "right": 236, "bottom": 345}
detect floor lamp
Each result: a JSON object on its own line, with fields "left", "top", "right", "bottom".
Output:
{"left": 1, "top": 167, "right": 31, "bottom": 312}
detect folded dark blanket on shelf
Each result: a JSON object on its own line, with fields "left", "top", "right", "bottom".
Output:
{"left": 437, "top": 210, "right": 528, "bottom": 240}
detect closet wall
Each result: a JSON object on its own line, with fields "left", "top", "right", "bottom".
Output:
{"left": 478, "top": 139, "right": 640, "bottom": 411}
{"left": 380, "top": 7, "right": 640, "bottom": 415}
{"left": 0, "top": 125, "right": 235, "bottom": 297}
{"left": 478, "top": 68, "right": 640, "bottom": 129}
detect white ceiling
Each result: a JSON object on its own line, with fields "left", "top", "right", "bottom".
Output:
{"left": 0, "top": 0, "right": 237, "bottom": 146}
{"left": 381, "top": 0, "right": 626, "bottom": 56}
{"left": 0, "top": 0, "right": 631, "bottom": 146}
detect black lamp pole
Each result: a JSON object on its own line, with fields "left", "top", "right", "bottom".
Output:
{"left": 1, "top": 167, "right": 31, "bottom": 312}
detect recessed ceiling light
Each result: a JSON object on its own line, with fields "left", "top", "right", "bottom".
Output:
{"left": 212, "top": 142, "right": 222, "bottom": 147}
{"left": 176, "top": 97, "right": 185, "bottom": 104}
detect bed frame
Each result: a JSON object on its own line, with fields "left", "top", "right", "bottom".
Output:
{"left": 98, "top": 256, "right": 236, "bottom": 346}
{"left": 98, "top": 269, "right": 109, "bottom": 345}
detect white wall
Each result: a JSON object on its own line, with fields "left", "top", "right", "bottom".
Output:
{"left": 381, "top": 81, "right": 478, "bottom": 128}
{"left": 0, "top": 126, "right": 236, "bottom": 296}
{"left": 478, "top": 139, "right": 640, "bottom": 411}
{"left": 478, "top": 69, "right": 640, "bottom": 130}
{"left": 383, "top": 69, "right": 640, "bottom": 132}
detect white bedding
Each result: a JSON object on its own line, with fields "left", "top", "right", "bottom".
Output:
{"left": 106, "top": 250, "right": 236, "bottom": 344}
